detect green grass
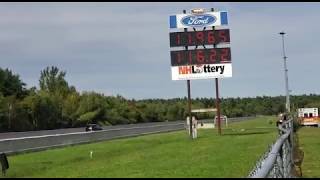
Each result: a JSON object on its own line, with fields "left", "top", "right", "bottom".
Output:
{"left": 3, "top": 116, "right": 277, "bottom": 178}
{"left": 298, "top": 127, "right": 320, "bottom": 178}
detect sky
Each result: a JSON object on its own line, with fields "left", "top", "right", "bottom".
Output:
{"left": 0, "top": 2, "right": 319, "bottom": 100}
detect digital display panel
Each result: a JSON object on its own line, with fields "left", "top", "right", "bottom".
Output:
{"left": 170, "top": 48, "right": 231, "bottom": 66}
{"left": 169, "top": 29, "right": 230, "bottom": 47}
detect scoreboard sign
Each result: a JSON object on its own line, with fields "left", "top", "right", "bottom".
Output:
{"left": 169, "top": 29, "right": 230, "bottom": 47}
{"left": 169, "top": 10, "right": 232, "bottom": 81}
{"left": 170, "top": 48, "right": 231, "bottom": 66}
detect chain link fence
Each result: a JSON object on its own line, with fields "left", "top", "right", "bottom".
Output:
{"left": 248, "top": 119, "right": 296, "bottom": 178}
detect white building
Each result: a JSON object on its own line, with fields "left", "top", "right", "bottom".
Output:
{"left": 297, "top": 108, "right": 319, "bottom": 126}
{"left": 298, "top": 108, "right": 318, "bottom": 118}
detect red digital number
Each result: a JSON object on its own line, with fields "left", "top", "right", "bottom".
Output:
{"left": 176, "top": 51, "right": 182, "bottom": 63}
{"left": 218, "top": 30, "right": 227, "bottom": 42}
{"left": 188, "top": 33, "right": 192, "bottom": 44}
{"left": 176, "top": 33, "right": 180, "bottom": 45}
{"left": 188, "top": 51, "right": 193, "bottom": 64}
{"left": 209, "top": 49, "right": 217, "bottom": 63}
{"left": 220, "top": 48, "right": 230, "bottom": 62}
{"left": 196, "top": 50, "right": 205, "bottom": 63}
{"left": 196, "top": 32, "right": 204, "bottom": 44}
{"left": 207, "top": 31, "right": 215, "bottom": 44}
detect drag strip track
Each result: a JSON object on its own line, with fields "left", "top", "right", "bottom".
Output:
{"left": 0, "top": 117, "right": 256, "bottom": 155}
{"left": 0, "top": 121, "right": 184, "bottom": 140}
{"left": 0, "top": 121, "right": 185, "bottom": 155}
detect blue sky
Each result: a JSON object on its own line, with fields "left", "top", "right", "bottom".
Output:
{"left": 0, "top": 2, "right": 319, "bottom": 99}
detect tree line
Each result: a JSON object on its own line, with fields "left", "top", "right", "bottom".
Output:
{"left": 0, "top": 66, "right": 319, "bottom": 132}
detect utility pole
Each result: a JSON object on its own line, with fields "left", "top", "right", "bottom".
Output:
{"left": 279, "top": 31, "right": 290, "bottom": 113}
{"left": 280, "top": 32, "right": 294, "bottom": 167}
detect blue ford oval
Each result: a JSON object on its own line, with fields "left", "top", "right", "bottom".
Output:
{"left": 181, "top": 14, "right": 216, "bottom": 27}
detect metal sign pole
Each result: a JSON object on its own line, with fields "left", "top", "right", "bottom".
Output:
{"left": 211, "top": 8, "right": 222, "bottom": 135}
{"left": 182, "top": 9, "right": 193, "bottom": 138}
{"left": 187, "top": 80, "right": 192, "bottom": 137}
{"left": 215, "top": 78, "right": 221, "bottom": 135}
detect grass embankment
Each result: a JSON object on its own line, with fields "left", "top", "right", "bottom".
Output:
{"left": 298, "top": 127, "right": 320, "bottom": 178}
{"left": 3, "top": 116, "right": 277, "bottom": 178}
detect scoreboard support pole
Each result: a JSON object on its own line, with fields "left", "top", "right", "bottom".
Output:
{"left": 187, "top": 80, "right": 192, "bottom": 137}
{"left": 183, "top": 9, "right": 193, "bottom": 138}
{"left": 215, "top": 78, "right": 221, "bottom": 135}
{"left": 211, "top": 7, "right": 222, "bottom": 135}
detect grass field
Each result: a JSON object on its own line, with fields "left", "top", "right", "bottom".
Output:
{"left": 2, "top": 116, "right": 277, "bottom": 178}
{"left": 298, "top": 126, "right": 320, "bottom": 178}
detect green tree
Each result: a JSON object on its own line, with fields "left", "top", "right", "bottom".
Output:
{"left": 0, "top": 68, "right": 27, "bottom": 98}
{"left": 39, "top": 66, "right": 70, "bottom": 96}
{"left": 62, "top": 91, "right": 81, "bottom": 127}
{"left": 75, "top": 92, "right": 107, "bottom": 126}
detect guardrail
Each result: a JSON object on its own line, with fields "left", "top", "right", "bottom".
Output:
{"left": 248, "top": 119, "right": 295, "bottom": 178}
{"left": 0, "top": 122, "right": 185, "bottom": 155}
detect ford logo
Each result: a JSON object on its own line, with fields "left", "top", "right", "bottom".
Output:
{"left": 181, "top": 14, "right": 216, "bottom": 27}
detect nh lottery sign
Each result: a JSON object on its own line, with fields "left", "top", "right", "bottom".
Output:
{"left": 171, "top": 63, "right": 232, "bottom": 81}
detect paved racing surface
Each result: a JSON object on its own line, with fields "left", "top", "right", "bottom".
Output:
{"left": 0, "top": 117, "right": 256, "bottom": 140}
{"left": 0, "top": 121, "right": 185, "bottom": 154}
{"left": 0, "top": 117, "right": 255, "bottom": 154}
{"left": 0, "top": 121, "right": 184, "bottom": 140}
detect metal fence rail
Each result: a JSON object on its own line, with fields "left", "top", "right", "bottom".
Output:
{"left": 248, "top": 119, "right": 294, "bottom": 178}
